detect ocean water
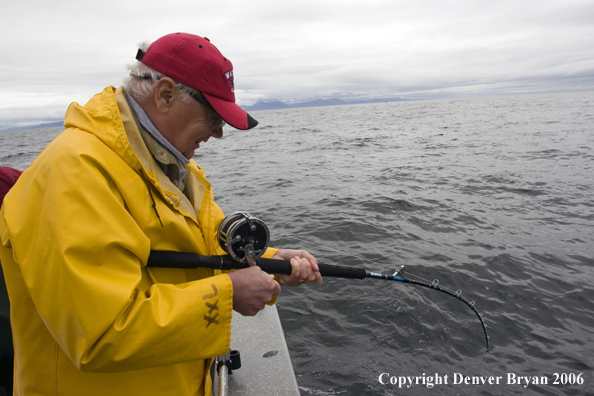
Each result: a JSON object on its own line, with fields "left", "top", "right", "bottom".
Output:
{"left": 1, "top": 91, "right": 593, "bottom": 395}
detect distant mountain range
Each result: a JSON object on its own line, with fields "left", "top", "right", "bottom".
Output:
{"left": 1, "top": 97, "right": 411, "bottom": 132}
{"left": 1, "top": 121, "right": 63, "bottom": 132}
{"left": 242, "top": 97, "right": 410, "bottom": 111}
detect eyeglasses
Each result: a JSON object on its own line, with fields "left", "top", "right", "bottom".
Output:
{"left": 189, "top": 93, "right": 226, "bottom": 130}
{"left": 134, "top": 73, "right": 227, "bottom": 131}
{"left": 176, "top": 83, "right": 226, "bottom": 131}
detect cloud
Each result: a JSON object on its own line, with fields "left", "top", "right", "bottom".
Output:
{"left": 1, "top": 0, "right": 593, "bottom": 130}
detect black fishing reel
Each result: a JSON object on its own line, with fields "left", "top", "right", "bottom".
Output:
{"left": 217, "top": 212, "right": 270, "bottom": 263}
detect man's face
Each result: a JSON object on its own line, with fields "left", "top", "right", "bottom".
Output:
{"left": 167, "top": 92, "right": 224, "bottom": 159}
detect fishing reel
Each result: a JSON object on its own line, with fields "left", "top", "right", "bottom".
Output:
{"left": 217, "top": 212, "right": 270, "bottom": 263}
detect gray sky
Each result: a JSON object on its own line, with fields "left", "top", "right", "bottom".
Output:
{"left": 1, "top": 0, "right": 593, "bottom": 130}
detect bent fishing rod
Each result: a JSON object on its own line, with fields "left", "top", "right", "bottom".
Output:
{"left": 147, "top": 212, "right": 490, "bottom": 352}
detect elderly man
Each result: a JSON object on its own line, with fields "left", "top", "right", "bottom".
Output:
{"left": 0, "top": 33, "right": 321, "bottom": 396}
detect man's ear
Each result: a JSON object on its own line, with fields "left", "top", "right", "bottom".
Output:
{"left": 153, "top": 78, "right": 176, "bottom": 114}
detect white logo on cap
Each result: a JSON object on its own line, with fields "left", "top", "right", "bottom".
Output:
{"left": 225, "top": 71, "right": 234, "bottom": 92}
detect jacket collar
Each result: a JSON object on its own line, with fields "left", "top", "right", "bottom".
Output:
{"left": 115, "top": 87, "right": 197, "bottom": 217}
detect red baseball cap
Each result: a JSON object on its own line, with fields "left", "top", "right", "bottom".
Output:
{"left": 136, "top": 33, "right": 257, "bottom": 130}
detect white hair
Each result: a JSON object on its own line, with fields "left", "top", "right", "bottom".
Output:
{"left": 122, "top": 40, "right": 199, "bottom": 105}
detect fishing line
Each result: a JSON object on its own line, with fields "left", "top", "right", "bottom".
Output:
{"left": 470, "top": 353, "right": 490, "bottom": 396}
{"left": 368, "top": 269, "right": 490, "bottom": 352}
{"left": 148, "top": 212, "right": 490, "bottom": 352}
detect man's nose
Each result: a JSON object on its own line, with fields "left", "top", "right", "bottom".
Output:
{"left": 211, "top": 127, "right": 223, "bottom": 139}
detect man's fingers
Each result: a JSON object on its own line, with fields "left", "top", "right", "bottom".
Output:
{"left": 289, "top": 256, "right": 320, "bottom": 285}
{"left": 228, "top": 266, "right": 282, "bottom": 316}
{"left": 270, "top": 249, "right": 323, "bottom": 287}
{"left": 300, "top": 251, "right": 319, "bottom": 272}
{"left": 312, "top": 272, "right": 323, "bottom": 286}
{"left": 289, "top": 258, "right": 300, "bottom": 281}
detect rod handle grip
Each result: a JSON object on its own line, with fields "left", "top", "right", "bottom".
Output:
{"left": 256, "top": 258, "right": 367, "bottom": 279}
{"left": 147, "top": 251, "right": 239, "bottom": 269}
{"left": 147, "top": 251, "right": 368, "bottom": 280}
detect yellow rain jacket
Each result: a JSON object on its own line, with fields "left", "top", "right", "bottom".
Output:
{"left": 0, "top": 86, "right": 277, "bottom": 395}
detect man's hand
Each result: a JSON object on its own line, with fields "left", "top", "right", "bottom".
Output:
{"left": 227, "top": 266, "right": 281, "bottom": 316}
{"left": 272, "top": 249, "right": 323, "bottom": 287}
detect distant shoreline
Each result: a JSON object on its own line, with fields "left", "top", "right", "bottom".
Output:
{"left": 1, "top": 98, "right": 412, "bottom": 132}
{"left": 243, "top": 96, "right": 412, "bottom": 112}
{"left": 3, "top": 89, "right": 591, "bottom": 132}
{"left": 0, "top": 121, "right": 64, "bottom": 133}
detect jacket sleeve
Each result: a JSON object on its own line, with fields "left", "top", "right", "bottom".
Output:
{"left": 4, "top": 138, "right": 233, "bottom": 373}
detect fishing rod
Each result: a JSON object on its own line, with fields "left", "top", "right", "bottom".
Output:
{"left": 147, "top": 212, "right": 490, "bottom": 352}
